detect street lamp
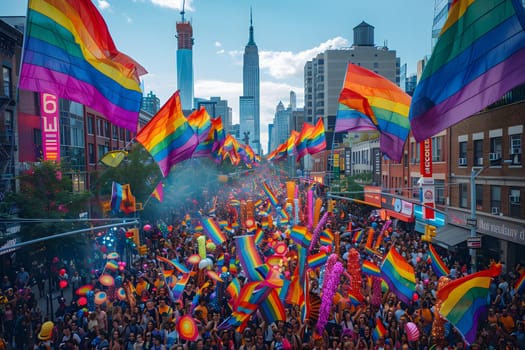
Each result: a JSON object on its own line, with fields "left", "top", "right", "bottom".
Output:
{"left": 469, "top": 167, "right": 484, "bottom": 272}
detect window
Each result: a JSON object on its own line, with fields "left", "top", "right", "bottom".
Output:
{"left": 96, "top": 119, "right": 103, "bottom": 136}
{"left": 3, "top": 66, "right": 11, "bottom": 98}
{"left": 435, "top": 179, "right": 445, "bottom": 205}
{"left": 474, "top": 140, "right": 483, "bottom": 166}
{"left": 432, "top": 136, "right": 442, "bottom": 161}
{"left": 459, "top": 141, "right": 467, "bottom": 158}
{"left": 510, "top": 134, "right": 522, "bottom": 165}
{"left": 490, "top": 186, "right": 501, "bottom": 214}
{"left": 104, "top": 121, "right": 110, "bottom": 138}
{"left": 88, "top": 143, "right": 95, "bottom": 164}
{"left": 411, "top": 177, "right": 419, "bottom": 198}
{"left": 489, "top": 136, "right": 502, "bottom": 165}
{"left": 476, "top": 184, "right": 483, "bottom": 209}
{"left": 87, "top": 115, "right": 94, "bottom": 135}
{"left": 509, "top": 188, "right": 521, "bottom": 218}
{"left": 98, "top": 144, "right": 109, "bottom": 159}
{"left": 460, "top": 183, "right": 468, "bottom": 208}
{"left": 112, "top": 126, "right": 118, "bottom": 140}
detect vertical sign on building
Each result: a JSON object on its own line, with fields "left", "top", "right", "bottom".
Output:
{"left": 40, "top": 93, "right": 61, "bottom": 161}
{"left": 372, "top": 148, "right": 382, "bottom": 186}
{"left": 344, "top": 147, "right": 351, "bottom": 176}
{"left": 420, "top": 139, "right": 435, "bottom": 219}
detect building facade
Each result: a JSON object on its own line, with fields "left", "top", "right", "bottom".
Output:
{"left": 241, "top": 10, "right": 260, "bottom": 154}
{"left": 141, "top": 91, "right": 160, "bottom": 115}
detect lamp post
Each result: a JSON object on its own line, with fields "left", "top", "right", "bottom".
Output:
{"left": 469, "top": 167, "right": 484, "bottom": 273}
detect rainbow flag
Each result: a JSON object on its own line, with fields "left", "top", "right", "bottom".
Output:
{"left": 353, "top": 228, "right": 365, "bottom": 243}
{"left": 372, "top": 318, "right": 387, "bottom": 341}
{"left": 136, "top": 91, "right": 198, "bottom": 177}
{"left": 19, "top": 0, "right": 146, "bottom": 132}
{"left": 320, "top": 228, "right": 334, "bottom": 246}
{"left": 226, "top": 277, "right": 241, "bottom": 304}
{"left": 428, "top": 244, "right": 450, "bottom": 278}
{"left": 286, "top": 130, "right": 300, "bottom": 156}
{"left": 307, "top": 251, "right": 328, "bottom": 270}
{"left": 438, "top": 264, "right": 502, "bottom": 345}
{"left": 172, "top": 273, "right": 190, "bottom": 302}
{"left": 295, "top": 122, "right": 315, "bottom": 160}
{"left": 187, "top": 107, "right": 212, "bottom": 157}
{"left": 514, "top": 270, "right": 525, "bottom": 293}
{"left": 200, "top": 216, "right": 227, "bottom": 246}
{"left": 335, "top": 63, "right": 411, "bottom": 162}
{"left": 235, "top": 235, "right": 264, "bottom": 281}
{"left": 409, "top": 0, "right": 525, "bottom": 142}
{"left": 260, "top": 290, "right": 286, "bottom": 324}
{"left": 380, "top": 247, "right": 416, "bottom": 305}
{"left": 348, "top": 291, "right": 364, "bottom": 306}
{"left": 289, "top": 225, "right": 311, "bottom": 248}
{"left": 362, "top": 260, "right": 381, "bottom": 277}
{"left": 261, "top": 182, "right": 279, "bottom": 207}
{"left": 306, "top": 118, "right": 327, "bottom": 156}
{"left": 151, "top": 182, "right": 164, "bottom": 203}
{"left": 218, "top": 220, "right": 228, "bottom": 228}
{"left": 254, "top": 228, "right": 264, "bottom": 245}
{"left": 105, "top": 260, "right": 118, "bottom": 271}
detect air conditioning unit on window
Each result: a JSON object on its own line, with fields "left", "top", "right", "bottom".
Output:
{"left": 489, "top": 152, "right": 501, "bottom": 161}
{"left": 491, "top": 207, "right": 500, "bottom": 215}
{"left": 458, "top": 158, "right": 467, "bottom": 166}
{"left": 511, "top": 147, "right": 522, "bottom": 155}
{"left": 510, "top": 195, "right": 521, "bottom": 204}
{"left": 477, "top": 157, "right": 484, "bottom": 165}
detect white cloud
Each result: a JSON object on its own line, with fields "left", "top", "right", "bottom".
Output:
{"left": 149, "top": 0, "right": 194, "bottom": 11}
{"left": 96, "top": 0, "right": 111, "bottom": 10}
{"left": 227, "top": 37, "right": 350, "bottom": 81}
{"left": 216, "top": 49, "right": 225, "bottom": 55}
{"left": 214, "top": 41, "right": 222, "bottom": 47}
{"left": 260, "top": 37, "right": 350, "bottom": 80}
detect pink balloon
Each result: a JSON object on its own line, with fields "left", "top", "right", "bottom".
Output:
{"left": 143, "top": 224, "right": 152, "bottom": 231}
{"left": 405, "top": 322, "right": 419, "bottom": 341}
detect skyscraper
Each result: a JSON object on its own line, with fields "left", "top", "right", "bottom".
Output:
{"left": 241, "top": 9, "right": 260, "bottom": 154}
{"left": 176, "top": 4, "right": 194, "bottom": 111}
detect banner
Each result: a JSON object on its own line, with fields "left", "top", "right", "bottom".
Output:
{"left": 420, "top": 139, "right": 434, "bottom": 219}
{"left": 40, "top": 93, "right": 60, "bottom": 161}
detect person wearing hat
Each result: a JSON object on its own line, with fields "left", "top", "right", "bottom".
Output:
{"left": 34, "top": 320, "right": 54, "bottom": 350}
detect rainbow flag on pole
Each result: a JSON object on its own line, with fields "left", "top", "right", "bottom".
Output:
{"left": 335, "top": 63, "right": 411, "bottom": 162}
{"left": 19, "top": 0, "right": 146, "bottom": 132}
{"left": 136, "top": 91, "right": 199, "bottom": 177}
{"left": 438, "top": 264, "right": 502, "bottom": 345}
{"left": 428, "top": 244, "right": 450, "bottom": 277}
{"left": 380, "top": 247, "right": 416, "bottom": 305}
{"left": 200, "top": 216, "right": 227, "bottom": 246}
{"left": 514, "top": 270, "right": 525, "bottom": 294}
{"left": 409, "top": 0, "right": 525, "bottom": 142}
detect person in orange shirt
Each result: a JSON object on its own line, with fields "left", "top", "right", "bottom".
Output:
{"left": 499, "top": 308, "right": 516, "bottom": 334}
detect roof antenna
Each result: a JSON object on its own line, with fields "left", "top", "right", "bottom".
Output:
{"left": 181, "top": 0, "right": 186, "bottom": 22}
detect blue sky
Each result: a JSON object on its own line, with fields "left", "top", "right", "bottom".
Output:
{"left": 1, "top": 0, "right": 435, "bottom": 153}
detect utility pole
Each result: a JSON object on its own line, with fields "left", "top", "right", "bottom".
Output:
{"left": 468, "top": 167, "right": 484, "bottom": 273}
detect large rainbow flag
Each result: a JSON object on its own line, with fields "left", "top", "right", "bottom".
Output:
{"left": 438, "top": 263, "right": 502, "bottom": 345}
{"left": 335, "top": 63, "right": 411, "bottom": 162}
{"left": 19, "top": 0, "right": 146, "bottom": 132}
{"left": 136, "top": 91, "right": 199, "bottom": 177}
{"left": 380, "top": 247, "right": 416, "bottom": 305}
{"left": 187, "top": 107, "right": 212, "bottom": 157}
{"left": 409, "top": 0, "right": 525, "bottom": 142}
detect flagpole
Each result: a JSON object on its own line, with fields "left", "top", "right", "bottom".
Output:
{"left": 142, "top": 178, "right": 163, "bottom": 210}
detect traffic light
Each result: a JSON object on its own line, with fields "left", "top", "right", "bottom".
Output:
{"left": 327, "top": 200, "right": 336, "bottom": 213}
{"left": 422, "top": 224, "right": 437, "bottom": 242}
{"left": 138, "top": 245, "right": 148, "bottom": 255}
{"left": 128, "top": 228, "right": 140, "bottom": 247}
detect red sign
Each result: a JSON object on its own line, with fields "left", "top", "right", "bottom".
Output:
{"left": 420, "top": 139, "right": 434, "bottom": 219}
{"left": 420, "top": 138, "right": 433, "bottom": 177}
{"left": 364, "top": 186, "right": 382, "bottom": 207}
{"left": 40, "top": 93, "right": 61, "bottom": 161}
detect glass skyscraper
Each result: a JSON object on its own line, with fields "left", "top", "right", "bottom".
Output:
{"left": 241, "top": 9, "right": 260, "bottom": 154}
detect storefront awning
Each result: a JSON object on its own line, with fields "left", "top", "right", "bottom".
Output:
{"left": 432, "top": 224, "right": 471, "bottom": 249}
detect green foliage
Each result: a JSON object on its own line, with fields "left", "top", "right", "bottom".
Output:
{"left": 7, "top": 161, "right": 92, "bottom": 261}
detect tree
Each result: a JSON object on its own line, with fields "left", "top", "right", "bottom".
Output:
{"left": 7, "top": 161, "right": 91, "bottom": 262}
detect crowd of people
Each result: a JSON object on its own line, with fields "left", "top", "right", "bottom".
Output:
{"left": 0, "top": 175, "right": 524, "bottom": 350}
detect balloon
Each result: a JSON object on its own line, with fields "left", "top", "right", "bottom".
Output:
{"left": 199, "top": 259, "right": 211, "bottom": 270}
{"left": 77, "top": 297, "right": 87, "bottom": 306}
{"left": 405, "top": 322, "right": 420, "bottom": 341}
{"left": 143, "top": 224, "right": 152, "bottom": 231}
{"left": 413, "top": 292, "right": 419, "bottom": 302}
{"left": 59, "top": 268, "right": 66, "bottom": 276}
{"left": 59, "top": 279, "right": 68, "bottom": 289}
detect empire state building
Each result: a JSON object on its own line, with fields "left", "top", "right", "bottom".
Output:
{"left": 240, "top": 9, "right": 260, "bottom": 154}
